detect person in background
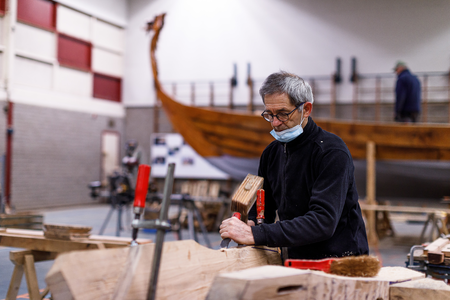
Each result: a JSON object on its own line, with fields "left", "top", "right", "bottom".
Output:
{"left": 220, "top": 71, "right": 368, "bottom": 261}
{"left": 393, "top": 61, "right": 421, "bottom": 123}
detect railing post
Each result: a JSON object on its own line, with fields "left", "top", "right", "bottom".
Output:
{"left": 190, "top": 82, "right": 195, "bottom": 106}
{"left": 375, "top": 76, "right": 381, "bottom": 122}
{"left": 172, "top": 83, "right": 176, "bottom": 97}
{"left": 228, "top": 82, "right": 234, "bottom": 110}
{"left": 209, "top": 82, "right": 214, "bottom": 107}
{"left": 352, "top": 79, "right": 358, "bottom": 121}
{"left": 422, "top": 75, "right": 428, "bottom": 123}
{"left": 330, "top": 75, "right": 336, "bottom": 119}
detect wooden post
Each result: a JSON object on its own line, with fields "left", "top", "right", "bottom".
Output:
{"left": 366, "top": 141, "right": 378, "bottom": 246}
{"left": 423, "top": 75, "right": 428, "bottom": 123}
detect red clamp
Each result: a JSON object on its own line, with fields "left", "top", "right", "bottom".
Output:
{"left": 256, "top": 189, "right": 265, "bottom": 224}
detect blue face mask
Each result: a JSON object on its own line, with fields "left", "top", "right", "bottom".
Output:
{"left": 270, "top": 125, "right": 303, "bottom": 143}
{"left": 270, "top": 107, "right": 305, "bottom": 143}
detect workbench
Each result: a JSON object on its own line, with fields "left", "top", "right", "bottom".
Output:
{"left": 0, "top": 227, "right": 151, "bottom": 300}
{"left": 359, "top": 202, "right": 450, "bottom": 244}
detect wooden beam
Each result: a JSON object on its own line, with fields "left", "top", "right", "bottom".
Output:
{"left": 45, "top": 240, "right": 282, "bottom": 300}
{"left": 0, "top": 228, "right": 151, "bottom": 252}
{"left": 390, "top": 278, "right": 450, "bottom": 300}
{"left": 206, "top": 265, "right": 425, "bottom": 300}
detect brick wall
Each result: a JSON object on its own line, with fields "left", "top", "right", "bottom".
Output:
{"left": 125, "top": 106, "right": 173, "bottom": 164}
{"left": 10, "top": 103, "right": 124, "bottom": 211}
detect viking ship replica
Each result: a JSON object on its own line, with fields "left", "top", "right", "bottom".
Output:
{"left": 147, "top": 14, "right": 450, "bottom": 198}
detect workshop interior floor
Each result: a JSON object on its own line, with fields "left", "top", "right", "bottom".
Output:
{"left": 0, "top": 201, "right": 442, "bottom": 299}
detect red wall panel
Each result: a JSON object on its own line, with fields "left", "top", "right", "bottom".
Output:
{"left": 58, "top": 34, "right": 91, "bottom": 71}
{"left": 0, "top": 0, "right": 6, "bottom": 15}
{"left": 93, "top": 73, "right": 121, "bottom": 102}
{"left": 17, "top": 0, "right": 56, "bottom": 31}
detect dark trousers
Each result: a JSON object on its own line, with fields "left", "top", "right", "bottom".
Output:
{"left": 395, "top": 111, "right": 419, "bottom": 123}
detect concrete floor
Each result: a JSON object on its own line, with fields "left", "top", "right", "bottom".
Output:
{"left": 0, "top": 202, "right": 443, "bottom": 299}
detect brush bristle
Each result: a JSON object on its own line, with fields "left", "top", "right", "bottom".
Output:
{"left": 329, "top": 255, "right": 381, "bottom": 277}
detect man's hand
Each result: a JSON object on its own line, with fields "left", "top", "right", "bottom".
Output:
{"left": 219, "top": 216, "right": 255, "bottom": 245}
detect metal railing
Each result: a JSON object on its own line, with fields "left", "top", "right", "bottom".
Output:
{"left": 159, "top": 71, "right": 450, "bottom": 124}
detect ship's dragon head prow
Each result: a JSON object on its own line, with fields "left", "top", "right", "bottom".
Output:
{"left": 146, "top": 13, "right": 166, "bottom": 34}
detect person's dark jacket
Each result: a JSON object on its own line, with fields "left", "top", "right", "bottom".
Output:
{"left": 395, "top": 69, "right": 421, "bottom": 114}
{"left": 249, "top": 117, "right": 368, "bottom": 259}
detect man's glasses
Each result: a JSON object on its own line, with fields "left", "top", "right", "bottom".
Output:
{"left": 261, "top": 102, "right": 305, "bottom": 122}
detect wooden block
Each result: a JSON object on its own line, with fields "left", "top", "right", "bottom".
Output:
{"left": 428, "top": 251, "right": 445, "bottom": 264}
{"left": 441, "top": 243, "right": 450, "bottom": 257}
{"left": 43, "top": 224, "right": 92, "bottom": 240}
{"left": 45, "top": 240, "right": 282, "bottom": 300}
{"left": 0, "top": 213, "right": 43, "bottom": 230}
{"left": 390, "top": 278, "right": 450, "bottom": 300}
{"left": 206, "top": 265, "right": 390, "bottom": 300}
{"left": 231, "top": 174, "right": 264, "bottom": 222}
{"left": 424, "top": 237, "right": 449, "bottom": 255}
{"left": 374, "top": 266, "right": 425, "bottom": 284}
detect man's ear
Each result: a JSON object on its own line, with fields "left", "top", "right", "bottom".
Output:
{"left": 303, "top": 102, "right": 313, "bottom": 118}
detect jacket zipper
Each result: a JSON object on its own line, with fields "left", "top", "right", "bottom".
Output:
{"left": 282, "top": 143, "right": 287, "bottom": 209}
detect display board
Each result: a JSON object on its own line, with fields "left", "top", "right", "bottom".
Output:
{"left": 150, "top": 133, "right": 229, "bottom": 179}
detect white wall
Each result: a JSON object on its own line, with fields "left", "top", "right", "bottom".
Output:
{"left": 123, "top": 0, "right": 450, "bottom": 106}
{"left": 55, "top": 0, "right": 128, "bottom": 27}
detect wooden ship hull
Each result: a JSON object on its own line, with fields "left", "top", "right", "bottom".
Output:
{"left": 148, "top": 14, "right": 450, "bottom": 197}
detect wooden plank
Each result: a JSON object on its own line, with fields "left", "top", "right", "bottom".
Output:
{"left": 43, "top": 224, "right": 92, "bottom": 240}
{"left": 10, "top": 249, "right": 57, "bottom": 265}
{"left": 206, "top": 265, "right": 425, "bottom": 300}
{"left": 374, "top": 266, "right": 425, "bottom": 283}
{"left": 0, "top": 228, "right": 151, "bottom": 252}
{"left": 45, "top": 240, "right": 282, "bottom": 300}
{"left": 424, "top": 237, "right": 449, "bottom": 255}
{"left": 390, "top": 278, "right": 450, "bottom": 300}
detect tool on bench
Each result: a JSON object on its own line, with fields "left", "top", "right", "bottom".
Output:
{"left": 285, "top": 255, "right": 381, "bottom": 277}
{"left": 220, "top": 174, "right": 264, "bottom": 249}
{"left": 256, "top": 189, "right": 265, "bottom": 225}
{"left": 112, "top": 163, "right": 175, "bottom": 300}
{"left": 131, "top": 164, "right": 151, "bottom": 246}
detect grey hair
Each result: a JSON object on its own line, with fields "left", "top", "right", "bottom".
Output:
{"left": 259, "top": 71, "right": 314, "bottom": 106}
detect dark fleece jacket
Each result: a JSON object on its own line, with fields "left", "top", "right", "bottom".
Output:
{"left": 249, "top": 117, "right": 368, "bottom": 259}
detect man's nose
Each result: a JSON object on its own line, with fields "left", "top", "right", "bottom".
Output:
{"left": 272, "top": 117, "right": 283, "bottom": 127}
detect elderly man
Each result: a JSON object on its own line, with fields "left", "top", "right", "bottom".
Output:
{"left": 394, "top": 61, "right": 421, "bottom": 123}
{"left": 220, "top": 71, "right": 368, "bottom": 260}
